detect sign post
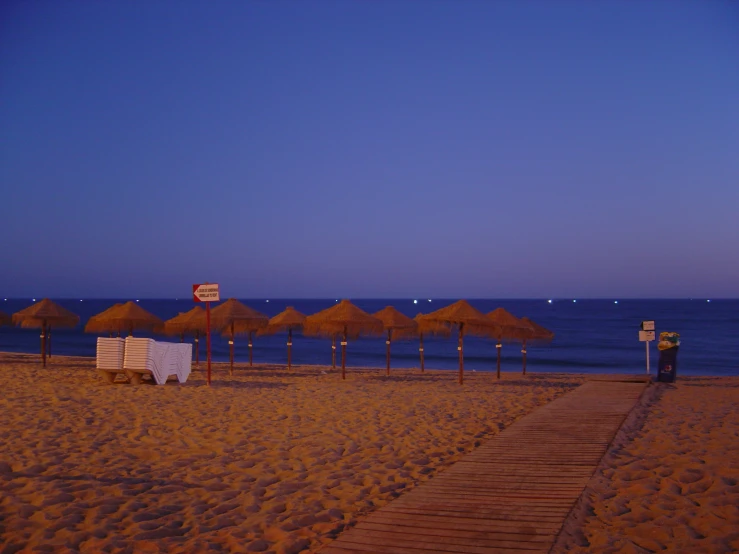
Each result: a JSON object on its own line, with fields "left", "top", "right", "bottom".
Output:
{"left": 639, "top": 320, "right": 655, "bottom": 375}
{"left": 193, "top": 283, "right": 220, "bottom": 385}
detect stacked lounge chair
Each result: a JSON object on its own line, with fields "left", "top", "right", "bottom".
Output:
{"left": 123, "top": 337, "right": 192, "bottom": 385}
{"left": 96, "top": 337, "right": 126, "bottom": 384}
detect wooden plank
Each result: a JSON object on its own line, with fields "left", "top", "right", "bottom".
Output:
{"left": 320, "top": 379, "right": 648, "bottom": 553}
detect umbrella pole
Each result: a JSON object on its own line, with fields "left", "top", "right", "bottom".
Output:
{"left": 341, "top": 327, "right": 347, "bottom": 380}
{"left": 41, "top": 320, "right": 47, "bottom": 368}
{"left": 47, "top": 326, "right": 52, "bottom": 359}
{"left": 287, "top": 327, "right": 292, "bottom": 370}
{"left": 332, "top": 335, "right": 336, "bottom": 369}
{"left": 419, "top": 333, "right": 425, "bottom": 372}
{"left": 458, "top": 324, "right": 464, "bottom": 385}
{"left": 522, "top": 339, "right": 527, "bottom": 376}
{"left": 229, "top": 323, "right": 234, "bottom": 376}
{"left": 386, "top": 329, "right": 391, "bottom": 376}
{"left": 496, "top": 341, "right": 502, "bottom": 379}
{"left": 249, "top": 331, "right": 253, "bottom": 367}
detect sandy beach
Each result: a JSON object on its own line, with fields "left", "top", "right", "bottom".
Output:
{"left": 0, "top": 353, "right": 584, "bottom": 553}
{"left": 553, "top": 376, "right": 739, "bottom": 554}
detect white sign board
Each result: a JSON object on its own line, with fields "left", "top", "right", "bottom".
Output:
{"left": 642, "top": 320, "right": 655, "bottom": 331}
{"left": 193, "top": 283, "right": 220, "bottom": 302}
{"left": 639, "top": 330, "right": 655, "bottom": 342}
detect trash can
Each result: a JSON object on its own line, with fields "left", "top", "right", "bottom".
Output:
{"left": 657, "top": 332, "right": 680, "bottom": 383}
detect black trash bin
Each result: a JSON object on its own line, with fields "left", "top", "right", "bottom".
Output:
{"left": 657, "top": 332, "right": 680, "bottom": 383}
{"left": 657, "top": 346, "right": 678, "bottom": 383}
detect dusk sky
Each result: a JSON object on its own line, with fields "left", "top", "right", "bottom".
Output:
{"left": 1, "top": 0, "right": 737, "bottom": 299}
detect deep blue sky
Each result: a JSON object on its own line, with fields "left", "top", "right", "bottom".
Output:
{"left": 1, "top": 0, "right": 738, "bottom": 299}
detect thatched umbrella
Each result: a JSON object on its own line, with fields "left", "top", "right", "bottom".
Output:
{"left": 391, "top": 313, "right": 452, "bottom": 372}
{"left": 210, "top": 298, "right": 268, "bottom": 375}
{"left": 519, "top": 317, "right": 554, "bottom": 375}
{"left": 302, "top": 325, "right": 341, "bottom": 369}
{"left": 85, "top": 303, "right": 125, "bottom": 337}
{"left": 422, "top": 299, "right": 492, "bottom": 385}
{"left": 163, "top": 306, "right": 207, "bottom": 364}
{"left": 12, "top": 299, "right": 80, "bottom": 367}
{"left": 89, "top": 301, "right": 163, "bottom": 337}
{"left": 303, "top": 299, "right": 383, "bottom": 379}
{"left": 260, "top": 306, "right": 307, "bottom": 370}
{"left": 473, "top": 308, "right": 533, "bottom": 379}
{"left": 0, "top": 310, "right": 11, "bottom": 327}
{"left": 373, "top": 306, "right": 417, "bottom": 376}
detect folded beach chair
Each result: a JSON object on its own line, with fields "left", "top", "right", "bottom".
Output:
{"left": 123, "top": 337, "right": 192, "bottom": 385}
{"left": 96, "top": 337, "right": 126, "bottom": 384}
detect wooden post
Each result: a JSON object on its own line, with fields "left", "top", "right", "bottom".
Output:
{"left": 287, "top": 327, "right": 292, "bottom": 370}
{"left": 332, "top": 335, "right": 336, "bottom": 369}
{"left": 386, "top": 329, "right": 391, "bottom": 376}
{"left": 249, "top": 330, "right": 253, "bottom": 367}
{"left": 341, "top": 327, "right": 347, "bottom": 380}
{"left": 47, "top": 326, "right": 52, "bottom": 359}
{"left": 229, "top": 322, "right": 234, "bottom": 376}
{"left": 41, "top": 320, "right": 47, "bottom": 368}
{"left": 206, "top": 301, "right": 212, "bottom": 386}
{"left": 522, "top": 339, "right": 527, "bottom": 376}
{"left": 419, "top": 333, "right": 425, "bottom": 372}
{"left": 496, "top": 342, "right": 502, "bottom": 379}
{"left": 458, "top": 323, "right": 464, "bottom": 385}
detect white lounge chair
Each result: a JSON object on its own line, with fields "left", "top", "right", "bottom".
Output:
{"left": 96, "top": 337, "right": 126, "bottom": 384}
{"left": 123, "top": 337, "right": 192, "bottom": 385}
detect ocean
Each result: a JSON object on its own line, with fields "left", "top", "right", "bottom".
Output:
{"left": 1, "top": 298, "right": 737, "bottom": 376}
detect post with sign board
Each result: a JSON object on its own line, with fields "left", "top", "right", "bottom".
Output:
{"left": 640, "top": 320, "right": 655, "bottom": 374}
{"left": 193, "top": 283, "right": 220, "bottom": 385}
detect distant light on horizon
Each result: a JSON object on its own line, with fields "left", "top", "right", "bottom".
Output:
{"left": 413, "top": 299, "right": 418, "bottom": 304}
{"left": 32, "top": 298, "right": 36, "bottom": 301}
{"left": 707, "top": 299, "right": 711, "bottom": 302}
{"left": 428, "top": 299, "right": 432, "bottom": 302}
{"left": 614, "top": 301, "right": 619, "bottom": 304}
{"left": 573, "top": 299, "right": 577, "bottom": 303}
{"left": 547, "top": 299, "right": 552, "bottom": 304}
{"left": 266, "top": 299, "right": 269, "bottom": 303}
{"left": 136, "top": 299, "right": 139, "bottom": 302}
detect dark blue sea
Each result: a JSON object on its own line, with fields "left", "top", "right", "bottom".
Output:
{"left": 1, "top": 298, "right": 737, "bottom": 376}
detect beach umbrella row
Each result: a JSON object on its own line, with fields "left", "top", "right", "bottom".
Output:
{"left": 5, "top": 299, "right": 553, "bottom": 378}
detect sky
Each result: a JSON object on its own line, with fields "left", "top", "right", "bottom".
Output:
{"left": 1, "top": 0, "right": 738, "bottom": 299}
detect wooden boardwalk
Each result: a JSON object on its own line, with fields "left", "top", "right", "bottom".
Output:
{"left": 320, "top": 379, "right": 648, "bottom": 554}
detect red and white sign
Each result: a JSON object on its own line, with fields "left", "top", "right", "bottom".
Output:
{"left": 193, "top": 283, "right": 220, "bottom": 302}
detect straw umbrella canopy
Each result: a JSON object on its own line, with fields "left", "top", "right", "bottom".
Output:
{"left": 518, "top": 317, "right": 554, "bottom": 375}
{"left": 422, "top": 299, "right": 492, "bottom": 385}
{"left": 393, "top": 313, "right": 452, "bottom": 372}
{"left": 473, "top": 308, "right": 533, "bottom": 379}
{"left": 90, "top": 301, "right": 164, "bottom": 338}
{"left": 163, "top": 306, "right": 207, "bottom": 364}
{"left": 260, "top": 306, "right": 307, "bottom": 370}
{"left": 373, "top": 306, "right": 417, "bottom": 376}
{"left": 84, "top": 303, "right": 125, "bottom": 337}
{"left": 303, "top": 299, "right": 383, "bottom": 379}
{"left": 210, "top": 299, "right": 268, "bottom": 374}
{"left": 12, "top": 299, "right": 80, "bottom": 367}
{"left": 0, "top": 310, "right": 11, "bottom": 327}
